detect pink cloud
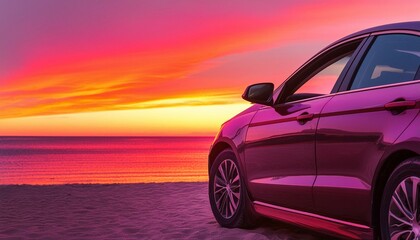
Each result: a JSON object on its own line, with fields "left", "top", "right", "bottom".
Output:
{"left": 0, "top": 0, "right": 419, "bottom": 120}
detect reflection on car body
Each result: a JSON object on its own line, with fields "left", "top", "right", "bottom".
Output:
{"left": 208, "top": 22, "right": 420, "bottom": 240}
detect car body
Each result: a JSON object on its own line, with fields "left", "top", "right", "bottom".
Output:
{"left": 208, "top": 22, "right": 420, "bottom": 239}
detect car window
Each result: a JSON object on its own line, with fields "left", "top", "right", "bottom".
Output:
{"left": 350, "top": 34, "right": 420, "bottom": 90}
{"left": 294, "top": 54, "right": 352, "bottom": 95}
{"left": 276, "top": 39, "right": 363, "bottom": 104}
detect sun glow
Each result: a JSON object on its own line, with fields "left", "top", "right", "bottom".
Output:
{"left": 0, "top": 0, "right": 419, "bottom": 136}
{"left": 0, "top": 103, "right": 250, "bottom": 136}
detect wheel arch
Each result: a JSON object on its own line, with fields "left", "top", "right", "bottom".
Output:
{"left": 208, "top": 141, "right": 233, "bottom": 174}
{"left": 371, "top": 149, "right": 419, "bottom": 237}
{"left": 208, "top": 138, "right": 251, "bottom": 193}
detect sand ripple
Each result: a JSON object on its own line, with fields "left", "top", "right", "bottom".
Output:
{"left": 0, "top": 183, "right": 333, "bottom": 239}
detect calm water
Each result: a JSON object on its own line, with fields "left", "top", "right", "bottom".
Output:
{"left": 0, "top": 137, "right": 213, "bottom": 185}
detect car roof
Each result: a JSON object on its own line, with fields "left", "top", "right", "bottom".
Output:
{"left": 276, "top": 21, "right": 420, "bottom": 97}
{"left": 327, "top": 21, "right": 420, "bottom": 49}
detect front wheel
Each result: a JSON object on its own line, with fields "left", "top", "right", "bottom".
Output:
{"left": 209, "top": 149, "right": 257, "bottom": 228}
{"left": 380, "top": 158, "right": 420, "bottom": 240}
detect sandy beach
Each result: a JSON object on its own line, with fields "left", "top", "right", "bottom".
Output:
{"left": 0, "top": 182, "right": 335, "bottom": 240}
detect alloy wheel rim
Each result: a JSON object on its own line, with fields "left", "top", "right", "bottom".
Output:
{"left": 388, "top": 176, "right": 420, "bottom": 240}
{"left": 214, "top": 159, "right": 241, "bottom": 219}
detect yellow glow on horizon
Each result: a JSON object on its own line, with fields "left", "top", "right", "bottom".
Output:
{"left": 1, "top": 1, "right": 419, "bottom": 136}
{"left": 0, "top": 103, "right": 251, "bottom": 136}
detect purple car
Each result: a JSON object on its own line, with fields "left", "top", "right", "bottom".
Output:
{"left": 208, "top": 22, "right": 420, "bottom": 239}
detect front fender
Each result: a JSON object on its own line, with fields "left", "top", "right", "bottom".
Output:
{"left": 209, "top": 104, "right": 261, "bottom": 183}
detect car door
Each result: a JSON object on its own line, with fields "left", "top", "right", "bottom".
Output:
{"left": 244, "top": 39, "right": 365, "bottom": 212}
{"left": 314, "top": 33, "right": 420, "bottom": 226}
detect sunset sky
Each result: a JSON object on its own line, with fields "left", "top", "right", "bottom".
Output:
{"left": 0, "top": 0, "right": 419, "bottom": 136}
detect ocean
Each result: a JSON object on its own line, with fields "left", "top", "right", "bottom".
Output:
{"left": 0, "top": 136, "right": 213, "bottom": 185}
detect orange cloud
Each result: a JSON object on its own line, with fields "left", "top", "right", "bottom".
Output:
{"left": 0, "top": 0, "right": 419, "bottom": 136}
{"left": 0, "top": 2, "right": 296, "bottom": 119}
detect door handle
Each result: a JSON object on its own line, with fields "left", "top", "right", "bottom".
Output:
{"left": 296, "top": 113, "right": 314, "bottom": 123}
{"left": 384, "top": 100, "right": 416, "bottom": 110}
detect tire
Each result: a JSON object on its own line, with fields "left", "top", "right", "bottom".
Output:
{"left": 380, "top": 157, "right": 420, "bottom": 240}
{"left": 209, "top": 149, "right": 257, "bottom": 228}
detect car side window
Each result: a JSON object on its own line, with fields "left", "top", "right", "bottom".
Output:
{"left": 294, "top": 54, "right": 352, "bottom": 95}
{"left": 350, "top": 34, "right": 420, "bottom": 90}
{"left": 276, "top": 39, "right": 363, "bottom": 104}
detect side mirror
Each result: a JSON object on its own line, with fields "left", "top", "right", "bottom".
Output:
{"left": 242, "top": 83, "right": 274, "bottom": 106}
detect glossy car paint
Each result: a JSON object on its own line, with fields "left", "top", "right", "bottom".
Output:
{"left": 209, "top": 104, "right": 261, "bottom": 182}
{"left": 315, "top": 81, "right": 420, "bottom": 226}
{"left": 253, "top": 201, "right": 373, "bottom": 239}
{"left": 245, "top": 96, "right": 332, "bottom": 212}
{"left": 209, "top": 22, "right": 420, "bottom": 239}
